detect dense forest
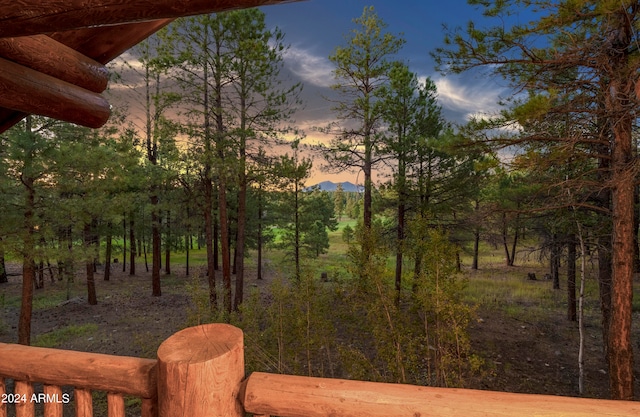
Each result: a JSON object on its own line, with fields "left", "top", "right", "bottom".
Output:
{"left": 1, "top": 1, "right": 640, "bottom": 402}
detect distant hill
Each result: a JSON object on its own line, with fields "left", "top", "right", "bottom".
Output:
{"left": 306, "top": 181, "right": 362, "bottom": 192}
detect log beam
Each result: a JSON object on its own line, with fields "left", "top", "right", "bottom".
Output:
{"left": 0, "top": 342, "right": 157, "bottom": 397}
{"left": 0, "top": 57, "right": 110, "bottom": 128}
{"left": 0, "top": 35, "right": 108, "bottom": 93}
{"left": 0, "top": 0, "right": 298, "bottom": 37}
{"left": 0, "top": 20, "right": 174, "bottom": 134}
{"left": 50, "top": 19, "right": 175, "bottom": 65}
{"left": 242, "top": 372, "right": 640, "bottom": 417}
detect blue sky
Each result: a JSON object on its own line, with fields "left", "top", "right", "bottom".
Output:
{"left": 110, "top": 1, "right": 518, "bottom": 184}
{"left": 257, "top": 0, "right": 515, "bottom": 183}
{"left": 260, "top": 1, "right": 513, "bottom": 124}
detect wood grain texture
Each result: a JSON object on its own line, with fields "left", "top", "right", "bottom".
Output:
{"left": 242, "top": 372, "right": 640, "bottom": 417}
{"left": 13, "top": 381, "right": 34, "bottom": 417}
{"left": 0, "top": 35, "right": 108, "bottom": 92}
{"left": 141, "top": 397, "right": 159, "bottom": 417}
{"left": 74, "top": 388, "right": 92, "bottom": 417}
{"left": 0, "top": 57, "right": 110, "bottom": 128}
{"left": 0, "top": 379, "right": 6, "bottom": 417}
{"left": 157, "top": 324, "right": 245, "bottom": 417}
{"left": 0, "top": 0, "right": 298, "bottom": 37}
{"left": 50, "top": 20, "right": 174, "bottom": 65}
{"left": 107, "top": 393, "right": 125, "bottom": 417}
{"left": 43, "top": 385, "right": 64, "bottom": 417}
{"left": 0, "top": 342, "right": 157, "bottom": 398}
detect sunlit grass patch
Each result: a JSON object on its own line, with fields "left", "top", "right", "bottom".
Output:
{"left": 463, "top": 264, "right": 601, "bottom": 323}
{"left": 33, "top": 323, "right": 99, "bottom": 348}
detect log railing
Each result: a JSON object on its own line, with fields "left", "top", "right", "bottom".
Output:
{"left": 0, "top": 342, "right": 157, "bottom": 417}
{"left": 1, "top": 323, "right": 639, "bottom": 417}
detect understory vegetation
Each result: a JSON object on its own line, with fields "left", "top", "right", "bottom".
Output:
{"left": 1, "top": 217, "right": 636, "bottom": 409}
{"left": 183, "top": 223, "right": 477, "bottom": 387}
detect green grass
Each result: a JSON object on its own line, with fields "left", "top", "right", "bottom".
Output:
{"left": 0, "top": 281, "right": 84, "bottom": 311}
{"left": 32, "top": 323, "right": 99, "bottom": 348}
{"left": 461, "top": 254, "right": 604, "bottom": 323}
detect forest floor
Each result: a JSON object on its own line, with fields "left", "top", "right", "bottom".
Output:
{"left": 1, "top": 259, "right": 639, "bottom": 404}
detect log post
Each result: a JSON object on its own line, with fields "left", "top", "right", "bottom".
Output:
{"left": 157, "top": 324, "right": 244, "bottom": 417}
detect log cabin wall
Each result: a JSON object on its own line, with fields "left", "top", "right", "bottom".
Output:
{"left": 0, "top": 0, "right": 296, "bottom": 133}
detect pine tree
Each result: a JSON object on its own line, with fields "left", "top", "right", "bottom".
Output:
{"left": 320, "top": 6, "right": 404, "bottom": 233}
{"left": 434, "top": 0, "right": 640, "bottom": 398}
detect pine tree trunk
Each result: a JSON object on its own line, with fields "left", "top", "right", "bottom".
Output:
{"left": 122, "top": 216, "right": 126, "bottom": 273}
{"left": 567, "top": 234, "right": 577, "bottom": 321}
{"left": 472, "top": 200, "right": 480, "bottom": 270}
{"left": 204, "top": 176, "right": 216, "bottom": 307}
{"left": 104, "top": 229, "right": 112, "bottom": 281}
{"left": 0, "top": 244, "right": 7, "bottom": 284}
{"left": 604, "top": 20, "right": 635, "bottom": 397}
{"left": 151, "top": 200, "right": 161, "bottom": 296}
{"left": 234, "top": 173, "right": 247, "bottom": 310}
{"left": 257, "top": 189, "right": 263, "bottom": 280}
{"left": 608, "top": 118, "right": 635, "bottom": 400}
{"left": 165, "top": 210, "right": 171, "bottom": 275}
{"left": 84, "top": 222, "right": 97, "bottom": 305}
{"left": 219, "top": 175, "right": 232, "bottom": 313}
{"left": 129, "top": 216, "right": 136, "bottom": 275}
{"left": 501, "top": 212, "right": 511, "bottom": 266}
{"left": 294, "top": 178, "right": 301, "bottom": 281}
{"left": 395, "top": 201, "right": 405, "bottom": 304}
{"left": 185, "top": 233, "right": 190, "bottom": 277}
{"left": 363, "top": 151, "right": 372, "bottom": 231}
{"left": 551, "top": 237, "right": 560, "bottom": 290}
{"left": 634, "top": 185, "right": 640, "bottom": 273}
{"left": 509, "top": 216, "right": 519, "bottom": 267}
{"left": 36, "top": 259, "right": 44, "bottom": 289}
{"left": 18, "top": 175, "right": 36, "bottom": 345}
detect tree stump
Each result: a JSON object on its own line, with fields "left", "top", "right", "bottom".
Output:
{"left": 157, "top": 324, "right": 245, "bottom": 417}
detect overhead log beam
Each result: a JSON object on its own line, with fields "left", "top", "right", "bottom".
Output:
{"left": 50, "top": 19, "right": 175, "bottom": 65}
{"left": 0, "top": 20, "right": 174, "bottom": 134}
{"left": 0, "top": 57, "right": 110, "bottom": 128}
{"left": 0, "top": 0, "right": 298, "bottom": 38}
{"left": 0, "top": 35, "right": 108, "bottom": 92}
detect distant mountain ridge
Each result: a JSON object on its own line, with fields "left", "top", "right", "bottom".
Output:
{"left": 306, "top": 181, "right": 362, "bottom": 192}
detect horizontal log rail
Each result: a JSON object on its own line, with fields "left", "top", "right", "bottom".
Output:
{"left": 240, "top": 372, "right": 640, "bottom": 417}
{"left": 1, "top": 323, "right": 639, "bottom": 417}
{"left": 0, "top": 342, "right": 157, "bottom": 417}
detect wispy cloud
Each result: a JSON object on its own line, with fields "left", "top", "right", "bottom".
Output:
{"left": 282, "top": 45, "right": 334, "bottom": 88}
{"left": 432, "top": 74, "right": 509, "bottom": 122}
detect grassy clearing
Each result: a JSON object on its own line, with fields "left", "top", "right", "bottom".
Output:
{"left": 460, "top": 243, "right": 606, "bottom": 323}
{"left": 32, "top": 323, "right": 99, "bottom": 348}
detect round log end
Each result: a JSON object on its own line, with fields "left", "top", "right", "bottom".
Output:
{"left": 157, "top": 324, "right": 245, "bottom": 417}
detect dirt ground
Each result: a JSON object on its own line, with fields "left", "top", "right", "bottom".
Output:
{"left": 1, "top": 261, "right": 639, "bottom": 402}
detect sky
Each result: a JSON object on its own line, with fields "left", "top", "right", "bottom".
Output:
{"left": 255, "top": 0, "right": 515, "bottom": 184}
{"left": 108, "top": 1, "right": 519, "bottom": 185}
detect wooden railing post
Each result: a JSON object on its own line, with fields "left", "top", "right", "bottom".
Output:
{"left": 157, "top": 324, "right": 244, "bottom": 417}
